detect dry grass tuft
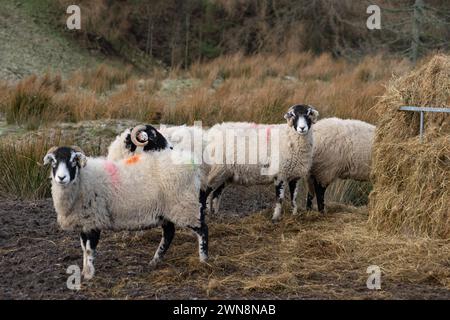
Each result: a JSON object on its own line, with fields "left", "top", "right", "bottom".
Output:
{"left": 69, "top": 64, "right": 133, "bottom": 93}
{"left": 3, "top": 73, "right": 65, "bottom": 129}
{"left": 0, "top": 134, "right": 62, "bottom": 199}
{"left": 0, "top": 53, "right": 412, "bottom": 129}
{"left": 0, "top": 127, "right": 115, "bottom": 200}
{"left": 368, "top": 54, "right": 450, "bottom": 238}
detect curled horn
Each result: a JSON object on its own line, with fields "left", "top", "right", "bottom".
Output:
{"left": 130, "top": 125, "right": 149, "bottom": 147}
{"left": 46, "top": 146, "right": 59, "bottom": 155}
{"left": 71, "top": 146, "right": 85, "bottom": 154}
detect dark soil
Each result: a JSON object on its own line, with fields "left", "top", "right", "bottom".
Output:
{"left": 1, "top": 185, "right": 450, "bottom": 300}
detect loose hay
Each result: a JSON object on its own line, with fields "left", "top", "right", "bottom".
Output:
{"left": 85, "top": 210, "right": 450, "bottom": 299}
{"left": 368, "top": 54, "right": 450, "bottom": 238}
{"left": 3, "top": 199, "right": 450, "bottom": 299}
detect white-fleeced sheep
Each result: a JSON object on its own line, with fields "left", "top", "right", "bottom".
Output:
{"left": 107, "top": 124, "right": 207, "bottom": 178}
{"left": 305, "top": 117, "right": 375, "bottom": 213}
{"left": 205, "top": 104, "right": 319, "bottom": 221}
{"left": 44, "top": 146, "right": 208, "bottom": 280}
{"left": 107, "top": 124, "right": 220, "bottom": 211}
{"left": 107, "top": 124, "right": 204, "bottom": 163}
{"left": 159, "top": 125, "right": 205, "bottom": 162}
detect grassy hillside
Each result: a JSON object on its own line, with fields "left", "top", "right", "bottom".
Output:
{"left": 0, "top": 0, "right": 121, "bottom": 81}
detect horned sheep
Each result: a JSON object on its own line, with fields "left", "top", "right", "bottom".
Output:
{"left": 107, "top": 124, "right": 220, "bottom": 210}
{"left": 106, "top": 124, "right": 172, "bottom": 162}
{"left": 44, "top": 146, "right": 208, "bottom": 280}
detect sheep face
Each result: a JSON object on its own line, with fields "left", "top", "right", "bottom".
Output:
{"left": 44, "top": 146, "right": 87, "bottom": 186}
{"left": 124, "top": 125, "right": 171, "bottom": 153}
{"left": 284, "top": 104, "right": 319, "bottom": 135}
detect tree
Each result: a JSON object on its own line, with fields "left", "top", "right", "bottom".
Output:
{"left": 375, "top": 0, "right": 450, "bottom": 63}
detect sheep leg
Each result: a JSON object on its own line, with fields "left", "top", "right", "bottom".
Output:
{"left": 306, "top": 193, "right": 314, "bottom": 211}
{"left": 271, "top": 180, "right": 285, "bottom": 222}
{"left": 190, "top": 191, "right": 209, "bottom": 262}
{"left": 306, "top": 175, "right": 315, "bottom": 211}
{"left": 149, "top": 220, "right": 175, "bottom": 268}
{"left": 206, "top": 167, "right": 231, "bottom": 215}
{"left": 200, "top": 187, "right": 211, "bottom": 217}
{"left": 288, "top": 179, "right": 299, "bottom": 215}
{"left": 210, "top": 183, "right": 226, "bottom": 214}
{"left": 80, "top": 229, "right": 100, "bottom": 280}
{"left": 313, "top": 178, "right": 327, "bottom": 213}
{"left": 191, "top": 223, "right": 209, "bottom": 262}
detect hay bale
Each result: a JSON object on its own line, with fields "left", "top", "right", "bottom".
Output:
{"left": 368, "top": 54, "right": 450, "bottom": 238}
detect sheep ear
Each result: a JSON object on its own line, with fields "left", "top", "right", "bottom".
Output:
{"left": 74, "top": 152, "right": 87, "bottom": 168}
{"left": 43, "top": 153, "right": 56, "bottom": 165}
{"left": 43, "top": 147, "right": 58, "bottom": 165}
{"left": 284, "top": 111, "right": 295, "bottom": 127}
{"left": 307, "top": 106, "right": 319, "bottom": 124}
{"left": 71, "top": 146, "right": 87, "bottom": 168}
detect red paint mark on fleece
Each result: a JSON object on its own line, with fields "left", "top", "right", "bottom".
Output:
{"left": 266, "top": 126, "right": 272, "bottom": 144}
{"left": 251, "top": 123, "right": 272, "bottom": 143}
{"left": 104, "top": 161, "right": 120, "bottom": 188}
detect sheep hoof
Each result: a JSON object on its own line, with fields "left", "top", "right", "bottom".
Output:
{"left": 199, "top": 254, "right": 208, "bottom": 263}
{"left": 271, "top": 216, "right": 281, "bottom": 224}
{"left": 212, "top": 202, "right": 220, "bottom": 215}
{"left": 272, "top": 204, "right": 283, "bottom": 223}
{"left": 148, "top": 258, "right": 160, "bottom": 270}
{"left": 82, "top": 267, "right": 95, "bottom": 280}
{"left": 292, "top": 207, "right": 299, "bottom": 215}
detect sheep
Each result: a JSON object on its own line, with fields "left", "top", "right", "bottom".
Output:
{"left": 107, "top": 124, "right": 222, "bottom": 212}
{"left": 106, "top": 124, "right": 172, "bottom": 162}
{"left": 304, "top": 117, "right": 375, "bottom": 213}
{"left": 44, "top": 145, "right": 208, "bottom": 280}
{"left": 107, "top": 124, "right": 204, "bottom": 163}
{"left": 159, "top": 125, "right": 234, "bottom": 212}
{"left": 205, "top": 104, "right": 319, "bottom": 221}
{"left": 159, "top": 125, "right": 206, "bottom": 165}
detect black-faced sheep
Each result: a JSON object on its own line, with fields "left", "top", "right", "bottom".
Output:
{"left": 205, "top": 104, "right": 319, "bottom": 221}
{"left": 106, "top": 124, "right": 172, "bottom": 162}
{"left": 44, "top": 146, "right": 208, "bottom": 280}
{"left": 107, "top": 124, "right": 214, "bottom": 210}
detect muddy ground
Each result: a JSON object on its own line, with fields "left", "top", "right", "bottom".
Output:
{"left": 1, "top": 184, "right": 450, "bottom": 300}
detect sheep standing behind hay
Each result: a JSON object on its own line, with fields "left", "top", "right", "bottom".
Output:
{"left": 305, "top": 118, "right": 375, "bottom": 213}
{"left": 206, "top": 104, "right": 319, "bottom": 221}
{"left": 44, "top": 146, "right": 208, "bottom": 280}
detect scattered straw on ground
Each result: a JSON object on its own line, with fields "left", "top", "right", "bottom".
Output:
{"left": 80, "top": 205, "right": 450, "bottom": 299}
